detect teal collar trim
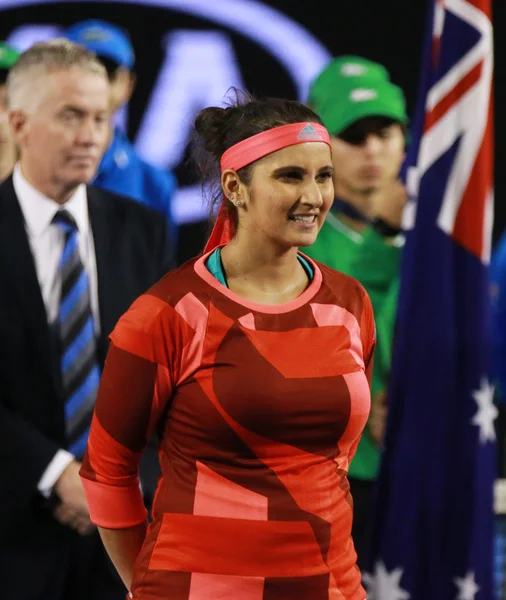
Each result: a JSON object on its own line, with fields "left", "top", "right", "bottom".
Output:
{"left": 205, "top": 248, "right": 314, "bottom": 287}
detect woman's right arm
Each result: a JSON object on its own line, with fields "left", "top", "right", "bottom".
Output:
{"left": 79, "top": 295, "right": 178, "bottom": 590}
{"left": 98, "top": 522, "right": 147, "bottom": 591}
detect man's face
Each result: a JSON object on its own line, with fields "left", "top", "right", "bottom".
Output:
{"left": 330, "top": 116, "right": 405, "bottom": 197}
{"left": 98, "top": 57, "right": 135, "bottom": 114}
{"left": 11, "top": 68, "right": 110, "bottom": 189}
{"left": 108, "top": 66, "right": 135, "bottom": 114}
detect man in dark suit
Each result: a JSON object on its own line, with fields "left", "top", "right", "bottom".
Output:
{"left": 0, "top": 39, "right": 174, "bottom": 600}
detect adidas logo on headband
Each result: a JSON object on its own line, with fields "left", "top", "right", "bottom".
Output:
{"left": 297, "top": 123, "right": 324, "bottom": 141}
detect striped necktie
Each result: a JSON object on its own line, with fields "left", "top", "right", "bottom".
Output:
{"left": 53, "top": 210, "right": 100, "bottom": 458}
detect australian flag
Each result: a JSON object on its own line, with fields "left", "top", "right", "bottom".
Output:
{"left": 363, "top": 1, "right": 495, "bottom": 599}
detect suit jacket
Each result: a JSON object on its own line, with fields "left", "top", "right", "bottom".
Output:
{"left": 0, "top": 176, "right": 174, "bottom": 593}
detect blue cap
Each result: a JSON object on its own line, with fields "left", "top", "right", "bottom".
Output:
{"left": 64, "top": 19, "right": 134, "bottom": 69}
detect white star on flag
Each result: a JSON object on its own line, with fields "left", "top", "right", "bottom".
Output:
{"left": 363, "top": 561, "right": 410, "bottom": 600}
{"left": 454, "top": 571, "right": 480, "bottom": 600}
{"left": 471, "top": 378, "right": 497, "bottom": 444}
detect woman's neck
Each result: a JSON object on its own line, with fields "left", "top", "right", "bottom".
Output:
{"left": 220, "top": 238, "right": 309, "bottom": 305}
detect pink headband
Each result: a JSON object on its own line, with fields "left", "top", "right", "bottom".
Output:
{"left": 204, "top": 122, "right": 331, "bottom": 253}
{"left": 220, "top": 122, "right": 331, "bottom": 171}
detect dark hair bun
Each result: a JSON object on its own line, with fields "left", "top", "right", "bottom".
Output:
{"left": 193, "top": 106, "right": 229, "bottom": 156}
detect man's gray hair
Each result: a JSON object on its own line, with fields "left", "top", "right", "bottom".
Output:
{"left": 7, "top": 39, "right": 107, "bottom": 112}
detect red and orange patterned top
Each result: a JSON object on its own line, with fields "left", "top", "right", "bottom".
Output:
{"left": 80, "top": 249, "right": 375, "bottom": 600}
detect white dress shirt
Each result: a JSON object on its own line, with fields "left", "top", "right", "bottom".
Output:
{"left": 13, "top": 164, "right": 100, "bottom": 497}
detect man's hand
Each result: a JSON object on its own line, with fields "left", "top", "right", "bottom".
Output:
{"left": 53, "top": 460, "right": 95, "bottom": 535}
{"left": 54, "top": 502, "right": 95, "bottom": 536}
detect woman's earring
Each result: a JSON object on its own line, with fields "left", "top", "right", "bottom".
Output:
{"left": 236, "top": 200, "right": 242, "bottom": 206}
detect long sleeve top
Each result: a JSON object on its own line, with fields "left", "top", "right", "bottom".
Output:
{"left": 80, "top": 251, "right": 375, "bottom": 600}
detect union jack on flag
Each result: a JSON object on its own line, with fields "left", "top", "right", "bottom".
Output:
{"left": 363, "top": 1, "right": 495, "bottom": 599}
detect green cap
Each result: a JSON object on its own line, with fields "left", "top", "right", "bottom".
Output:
{"left": 310, "top": 56, "right": 390, "bottom": 97}
{"left": 309, "top": 72, "right": 408, "bottom": 136}
{"left": 0, "top": 42, "right": 19, "bottom": 70}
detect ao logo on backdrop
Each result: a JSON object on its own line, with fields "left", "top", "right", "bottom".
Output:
{"left": 1, "top": 0, "right": 331, "bottom": 224}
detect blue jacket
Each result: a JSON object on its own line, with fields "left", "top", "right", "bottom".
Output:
{"left": 93, "top": 127, "right": 178, "bottom": 242}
